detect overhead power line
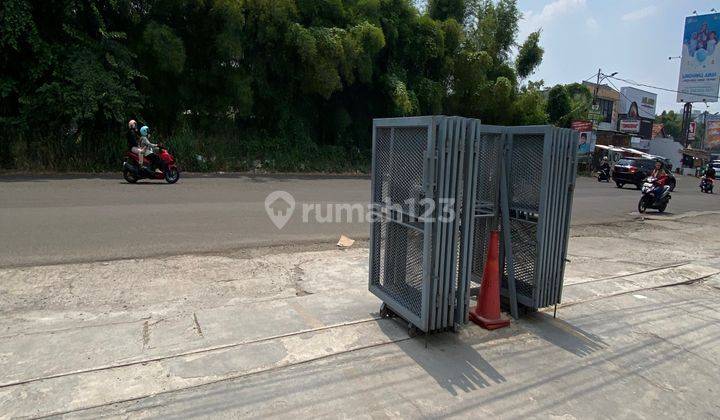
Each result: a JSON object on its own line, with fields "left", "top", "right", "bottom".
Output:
{"left": 606, "top": 75, "right": 720, "bottom": 101}
{"left": 580, "top": 72, "right": 599, "bottom": 84}
{"left": 604, "top": 78, "right": 637, "bottom": 109}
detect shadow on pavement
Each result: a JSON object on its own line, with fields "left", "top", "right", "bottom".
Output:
{"left": 521, "top": 312, "right": 606, "bottom": 357}
{"left": 378, "top": 319, "right": 507, "bottom": 396}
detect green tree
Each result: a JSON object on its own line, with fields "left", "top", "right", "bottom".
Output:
{"left": 546, "top": 84, "right": 571, "bottom": 125}
{"left": 656, "top": 111, "right": 682, "bottom": 140}
{"left": 428, "top": 0, "right": 466, "bottom": 23}
{"left": 1, "top": 0, "right": 141, "bottom": 169}
{"left": 1, "top": 0, "right": 548, "bottom": 172}
{"left": 564, "top": 82, "right": 592, "bottom": 123}
{"left": 516, "top": 31, "right": 543, "bottom": 78}
{"left": 512, "top": 80, "right": 548, "bottom": 125}
{"left": 446, "top": 0, "right": 538, "bottom": 125}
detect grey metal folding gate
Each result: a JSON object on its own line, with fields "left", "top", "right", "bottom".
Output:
{"left": 369, "top": 118, "right": 578, "bottom": 334}
{"left": 369, "top": 116, "right": 475, "bottom": 333}
{"left": 369, "top": 117, "right": 437, "bottom": 332}
{"left": 501, "top": 126, "right": 578, "bottom": 312}
{"left": 458, "top": 125, "right": 504, "bottom": 324}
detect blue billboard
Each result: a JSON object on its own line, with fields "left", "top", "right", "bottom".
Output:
{"left": 677, "top": 13, "right": 720, "bottom": 103}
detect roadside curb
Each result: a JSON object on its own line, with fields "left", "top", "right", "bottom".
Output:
{"left": 0, "top": 171, "right": 371, "bottom": 180}
{"left": 634, "top": 210, "right": 720, "bottom": 221}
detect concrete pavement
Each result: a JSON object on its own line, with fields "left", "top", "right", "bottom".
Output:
{"left": 1, "top": 212, "right": 719, "bottom": 418}
{"left": 1, "top": 174, "right": 718, "bottom": 267}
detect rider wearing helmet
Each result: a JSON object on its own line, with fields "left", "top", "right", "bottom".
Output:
{"left": 705, "top": 163, "right": 716, "bottom": 180}
{"left": 138, "top": 126, "right": 163, "bottom": 171}
{"left": 599, "top": 156, "right": 610, "bottom": 171}
{"left": 649, "top": 161, "right": 669, "bottom": 201}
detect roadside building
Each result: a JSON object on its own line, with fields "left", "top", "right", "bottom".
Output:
{"left": 617, "top": 86, "right": 656, "bottom": 140}
{"left": 583, "top": 81, "right": 619, "bottom": 129}
{"left": 582, "top": 81, "right": 631, "bottom": 147}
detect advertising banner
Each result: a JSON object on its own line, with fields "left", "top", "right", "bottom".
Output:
{"left": 577, "top": 131, "right": 594, "bottom": 154}
{"left": 620, "top": 87, "right": 657, "bottom": 118}
{"left": 677, "top": 13, "right": 720, "bottom": 103}
{"left": 706, "top": 120, "right": 720, "bottom": 149}
{"left": 619, "top": 119, "right": 641, "bottom": 133}
{"left": 571, "top": 120, "right": 593, "bottom": 132}
{"left": 587, "top": 104, "right": 603, "bottom": 128}
{"left": 652, "top": 123, "right": 665, "bottom": 138}
{"left": 688, "top": 121, "right": 696, "bottom": 140}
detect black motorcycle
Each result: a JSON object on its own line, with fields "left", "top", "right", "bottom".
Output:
{"left": 638, "top": 177, "right": 671, "bottom": 213}
{"left": 700, "top": 176, "right": 714, "bottom": 194}
{"left": 597, "top": 166, "right": 610, "bottom": 182}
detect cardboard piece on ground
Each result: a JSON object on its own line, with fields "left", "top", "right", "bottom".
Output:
{"left": 337, "top": 235, "right": 355, "bottom": 248}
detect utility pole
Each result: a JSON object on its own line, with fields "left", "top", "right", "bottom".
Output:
{"left": 681, "top": 102, "right": 693, "bottom": 147}
{"left": 590, "top": 69, "right": 617, "bottom": 122}
{"left": 593, "top": 68, "right": 601, "bottom": 105}
{"left": 701, "top": 110, "right": 708, "bottom": 150}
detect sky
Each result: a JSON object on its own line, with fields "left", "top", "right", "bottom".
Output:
{"left": 516, "top": 0, "right": 720, "bottom": 116}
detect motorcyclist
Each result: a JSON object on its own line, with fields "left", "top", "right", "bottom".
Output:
{"left": 127, "top": 120, "right": 141, "bottom": 155}
{"left": 599, "top": 156, "right": 610, "bottom": 176}
{"left": 649, "top": 161, "right": 669, "bottom": 201}
{"left": 705, "top": 163, "right": 716, "bottom": 180}
{"left": 138, "top": 125, "right": 164, "bottom": 171}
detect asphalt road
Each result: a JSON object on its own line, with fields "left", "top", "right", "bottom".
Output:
{"left": 1, "top": 174, "right": 718, "bottom": 267}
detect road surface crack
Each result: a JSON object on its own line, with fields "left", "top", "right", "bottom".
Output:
{"left": 193, "top": 312, "right": 204, "bottom": 338}
{"left": 291, "top": 259, "right": 316, "bottom": 297}
{"left": 142, "top": 319, "right": 163, "bottom": 350}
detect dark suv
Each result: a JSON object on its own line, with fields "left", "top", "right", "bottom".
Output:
{"left": 612, "top": 158, "right": 676, "bottom": 190}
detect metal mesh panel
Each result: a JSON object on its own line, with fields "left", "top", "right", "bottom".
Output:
{"left": 373, "top": 128, "right": 392, "bottom": 204}
{"left": 370, "top": 214, "right": 384, "bottom": 287}
{"left": 469, "top": 132, "right": 503, "bottom": 287}
{"left": 470, "top": 217, "right": 492, "bottom": 285}
{"left": 370, "top": 118, "right": 438, "bottom": 332}
{"left": 372, "top": 120, "right": 577, "bottom": 327}
{"left": 507, "top": 219, "right": 537, "bottom": 299}
{"left": 371, "top": 218, "right": 425, "bottom": 317}
{"left": 475, "top": 133, "right": 502, "bottom": 209}
{"left": 509, "top": 134, "right": 544, "bottom": 211}
{"left": 389, "top": 127, "right": 428, "bottom": 214}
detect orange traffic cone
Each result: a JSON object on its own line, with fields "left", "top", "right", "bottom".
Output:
{"left": 469, "top": 230, "right": 510, "bottom": 330}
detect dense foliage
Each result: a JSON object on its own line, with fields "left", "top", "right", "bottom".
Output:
{"left": 1, "top": 0, "right": 546, "bottom": 172}
{"left": 655, "top": 110, "right": 683, "bottom": 140}
{"left": 545, "top": 82, "right": 593, "bottom": 128}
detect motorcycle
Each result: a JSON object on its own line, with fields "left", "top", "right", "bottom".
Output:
{"left": 638, "top": 177, "right": 671, "bottom": 213}
{"left": 700, "top": 176, "right": 714, "bottom": 194}
{"left": 597, "top": 166, "right": 610, "bottom": 182}
{"left": 123, "top": 144, "right": 180, "bottom": 184}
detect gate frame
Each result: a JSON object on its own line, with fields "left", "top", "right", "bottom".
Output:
{"left": 369, "top": 116, "right": 440, "bottom": 332}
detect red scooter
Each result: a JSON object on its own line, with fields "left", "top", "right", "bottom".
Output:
{"left": 123, "top": 145, "right": 180, "bottom": 184}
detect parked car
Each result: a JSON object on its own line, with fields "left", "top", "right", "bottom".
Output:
{"left": 612, "top": 158, "right": 677, "bottom": 190}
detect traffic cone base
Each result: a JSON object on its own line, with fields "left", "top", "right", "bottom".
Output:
{"left": 469, "top": 230, "right": 510, "bottom": 330}
{"left": 469, "top": 309, "right": 510, "bottom": 330}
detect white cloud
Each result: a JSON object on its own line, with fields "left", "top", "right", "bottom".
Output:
{"left": 585, "top": 17, "right": 599, "bottom": 32}
{"left": 522, "top": 0, "right": 587, "bottom": 30}
{"left": 621, "top": 6, "right": 657, "bottom": 22}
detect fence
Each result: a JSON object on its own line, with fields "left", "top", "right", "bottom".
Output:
{"left": 369, "top": 117, "right": 578, "bottom": 333}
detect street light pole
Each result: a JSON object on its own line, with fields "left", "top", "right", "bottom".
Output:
{"left": 593, "top": 68, "right": 601, "bottom": 105}
{"left": 590, "top": 70, "right": 618, "bottom": 126}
